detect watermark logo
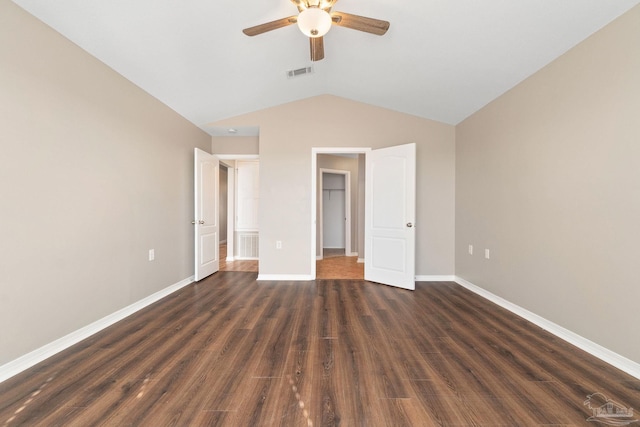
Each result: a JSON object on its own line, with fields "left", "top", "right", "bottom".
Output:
{"left": 584, "top": 392, "right": 638, "bottom": 426}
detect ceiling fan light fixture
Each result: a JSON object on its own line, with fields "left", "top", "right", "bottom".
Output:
{"left": 297, "top": 7, "right": 332, "bottom": 38}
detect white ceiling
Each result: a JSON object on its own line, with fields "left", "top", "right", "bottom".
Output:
{"left": 12, "top": 0, "right": 640, "bottom": 135}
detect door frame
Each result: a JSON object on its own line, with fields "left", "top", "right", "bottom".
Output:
{"left": 311, "top": 148, "right": 369, "bottom": 279}
{"left": 318, "top": 168, "right": 351, "bottom": 260}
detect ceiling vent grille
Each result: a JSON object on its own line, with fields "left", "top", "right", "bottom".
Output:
{"left": 286, "top": 66, "right": 313, "bottom": 79}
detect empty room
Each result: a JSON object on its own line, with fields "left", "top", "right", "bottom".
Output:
{"left": 1, "top": 0, "right": 639, "bottom": 425}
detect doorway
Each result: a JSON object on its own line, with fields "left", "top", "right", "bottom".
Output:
{"left": 313, "top": 150, "right": 366, "bottom": 280}
{"left": 217, "top": 155, "right": 259, "bottom": 273}
{"left": 319, "top": 169, "right": 350, "bottom": 258}
{"left": 318, "top": 169, "right": 360, "bottom": 279}
{"left": 311, "top": 144, "right": 416, "bottom": 287}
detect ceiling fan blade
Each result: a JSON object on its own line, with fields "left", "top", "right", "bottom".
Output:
{"left": 310, "top": 36, "right": 325, "bottom": 61}
{"left": 242, "top": 16, "right": 297, "bottom": 36}
{"left": 331, "top": 11, "right": 390, "bottom": 35}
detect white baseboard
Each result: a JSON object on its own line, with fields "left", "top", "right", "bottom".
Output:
{"left": 0, "top": 276, "right": 194, "bottom": 384}
{"left": 257, "top": 274, "right": 313, "bottom": 281}
{"left": 415, "top": 275, "right": 456, "bottom": 282}
{"left": 347, "top": 252, "right": 358, "bottom": 257}
{"left": 8, "top": 274, "right": 635, "bottom": 384}
{"left": 226, "top": 256, "right": 235, "bottom": 262}
{"left": 357, "top": 258, "right": 365, "bottom": 263}
{"left": 454, "top": 276, "right": 640, "bottom": 380}
{"left": 316, "top": 256, "right": 323, "bottom": 260}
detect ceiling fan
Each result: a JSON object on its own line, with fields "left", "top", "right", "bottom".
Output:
{"left": 242, "top": 0, "right": 390, "bottom": 61}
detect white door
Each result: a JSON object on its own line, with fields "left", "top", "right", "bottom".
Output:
{"left": 194, "top": 148, "right": 219, "bottom": 281}
{"left": 364, "top": 143, "right": 416, "bottom": 290}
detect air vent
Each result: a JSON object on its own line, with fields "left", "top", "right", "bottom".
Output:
{"left": 286, "top": 66, "right": 313, "bottom": 79}
{"left": 237, "top": 232, "right": 259, "bottom": 259}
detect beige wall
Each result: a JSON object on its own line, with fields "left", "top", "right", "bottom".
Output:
{"left": 0, "top": 2, "right": 211, "bottom": 365}
{"left": 212, "top": 136, "right": 259, "bottom": 155}
{"left": 8, "top": 0, "right": 635, "bottom": 376}
{"left": 456, "top": 5, "right": 640, "bottom": 363}
{"left": 212, "top": 95, "right": 456, "bottom": 277}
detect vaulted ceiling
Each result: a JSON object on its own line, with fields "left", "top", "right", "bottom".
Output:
{"left": 12, "top": 0, "right": 640, "bottom": 135}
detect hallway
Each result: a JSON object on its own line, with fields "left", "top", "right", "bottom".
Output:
{"left": 220, "top": 244, "right": 363, "bottom": 279}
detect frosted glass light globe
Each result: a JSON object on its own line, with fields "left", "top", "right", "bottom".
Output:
{"left": 297, "top": 7, "right": 332, "bottom": 38}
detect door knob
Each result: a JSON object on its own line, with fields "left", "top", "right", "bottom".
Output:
{"left": 199, "top": 220, "right": 205, "bottom": 224}
{"left": 406, "top": 222, "right": 413, "bottom": 228}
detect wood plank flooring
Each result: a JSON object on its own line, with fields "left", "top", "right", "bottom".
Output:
{"left": 1, "top": 272, "right": 639, "bottom": 426}
{"left": 219, "top": 244, "right": 258, "bottom": 272}
{"left": 219, "top": 242, "right": 364, "bottom": 280}
{"left": 316, "top": 255, "right": 363, "bottom": 280}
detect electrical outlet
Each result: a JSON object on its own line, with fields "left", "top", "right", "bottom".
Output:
{"left": 149, "top": 249, "right": 155, "bottom": 261}
{"left": 276, "top": 241, "right": 282, "bottom": 249}
{"left": 468, "top": 244, "right": 473, "bottom": 255}
{"left": 485, "top": 249, "right": 490, "bottom": 259}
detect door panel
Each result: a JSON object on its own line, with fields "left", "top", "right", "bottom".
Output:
{"left": 365, "top": 143, "right": 416, "bottom": 290}
{"left": 194, "top": 148, "right": 219, "bottom": 281}
{"left": 371, "top": 236, "right": 406, "bottom": 272}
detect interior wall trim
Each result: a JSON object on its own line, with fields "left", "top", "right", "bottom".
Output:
{"left": 257, "top": 274, "right": 313, "bottom": 281}
{"left": 454, "top": 276, "right": 640, "bottom": 380}
{"left": 415, "top": 275, "right": 456, "bottom": 282}
{"left": 0, "top": 276, "right": 195, "bottom": 384}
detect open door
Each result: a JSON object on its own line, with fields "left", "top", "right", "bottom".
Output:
{"left": 364, "top": 143, "right": 416, "bottom": 290}
{"left": 194, "top": 148, "right": 219, "bottom": 281}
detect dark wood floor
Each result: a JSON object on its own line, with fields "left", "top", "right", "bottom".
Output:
{"left": 1, "top": 272, "right": 638, "bottom": 426}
